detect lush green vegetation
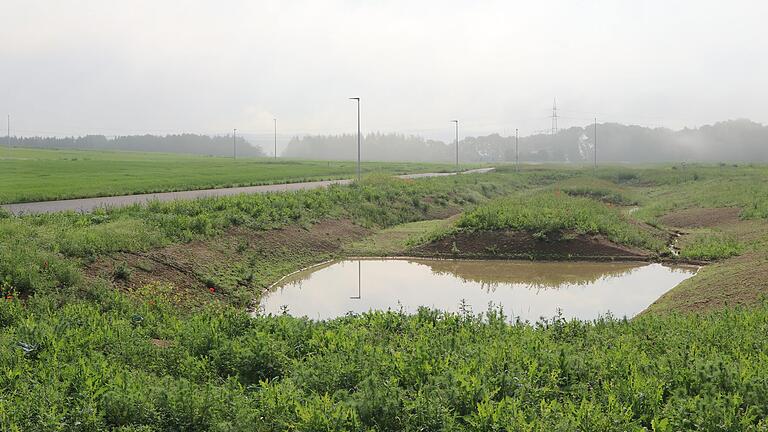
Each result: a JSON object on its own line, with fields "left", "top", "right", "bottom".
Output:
{"left": 557, "top": 177, "right": 640, "bottom": 205}
{"left": 3, "top": 162, "right": 768, "bottom": 429}
{"left": 448, "top": 191, "right": 665, "bottom": 251}
{"left": 2, "top": 292, "right": 768, "bottom": 431}
{"left": 0, "top": 147, "right": 468, "bottom": 204}
{"left": 603, "top": 164, "right": 768, "bottom": 222}
{"left": 679, "top": 233, "right": 744, "bottom": 261}
{"left": 0, "top": 172, "right": 519, "bottom": 303}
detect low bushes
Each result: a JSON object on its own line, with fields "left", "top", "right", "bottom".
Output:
{"left": 1, "top": 293, "right": 767, "bottom": 430}
{"left": 449, "top": 191, "right": 665, "bottom": 252}
{"left": 680, "top": 233, "right": 744, "bottom": 260}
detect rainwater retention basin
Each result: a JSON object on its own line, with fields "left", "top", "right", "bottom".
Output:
{"left": 258, "top": 259, "right": 697, "bottom": 321}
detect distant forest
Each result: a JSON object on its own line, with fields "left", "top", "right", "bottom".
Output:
{"left": 8, "top": 119, "right": 768, "bottom": 162}
{"left": 8, "top": 134, "right": 265, "bottom": 157}
{"left": 284, "top": 119, "right": 768, "bottom": 163}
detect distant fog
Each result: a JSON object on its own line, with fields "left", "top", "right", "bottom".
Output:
{"left": 10, "top": 119, "right": 768, "bottom": 163}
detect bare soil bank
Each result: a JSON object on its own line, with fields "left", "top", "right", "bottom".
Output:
{"left": 411, "top": 230, "right": 651, "bottom": 260}
{"left": 85, "top": 219, "right": 371, "bottom": 306}
{"left": 660, "top": 207, "right": 741, "bottom": 228}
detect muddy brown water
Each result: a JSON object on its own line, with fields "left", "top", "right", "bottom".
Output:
{"left": 257, "top": 259, "right": 697, "bottom": 321}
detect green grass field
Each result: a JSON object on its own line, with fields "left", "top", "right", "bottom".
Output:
{"left": 0, "top": 147, "right": 466, "bottom": 204}
{"left": 3, "top": 160, "right": 768, "bottom": 429}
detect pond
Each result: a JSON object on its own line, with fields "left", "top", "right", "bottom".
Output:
{"left": 256, "top": 259, "right": 697, "bottom": 321}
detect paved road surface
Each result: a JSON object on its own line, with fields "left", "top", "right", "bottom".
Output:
{"left": 3, "top": 168, "right": 494, "bottom": 215}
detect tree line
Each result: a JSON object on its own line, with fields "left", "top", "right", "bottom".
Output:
{"left": 283, "top": 119, "right": 768, "bottom": 163}
{"left": 7, "top": 134, "right": 265, "bottom": 157}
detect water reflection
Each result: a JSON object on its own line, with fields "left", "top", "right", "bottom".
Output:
{"left": 258, "top": 259, "right": 697, "bottom": 322}
{"left": 415, "top": 259, "right": 645, "bottom": 291}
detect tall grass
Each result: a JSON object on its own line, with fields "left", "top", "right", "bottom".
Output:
{"left": 1, "top": 291, "right": 767, "bottom": 430}
{"left": 680, "top": 233, "right": 744, "bottom": 260}
{"left": 452, "top": 191, "right": 665, "bottom": 251}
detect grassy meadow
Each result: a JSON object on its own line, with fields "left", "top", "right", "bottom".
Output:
{"left": 0, "top": 147, "right": 466, "bottom": 204}
{"left": 3, "top": 156, "right": 768, "bottom": 429}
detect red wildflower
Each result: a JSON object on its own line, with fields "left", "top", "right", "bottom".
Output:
{"left": 209, "top": 287, "right": 216, "bottom": 293}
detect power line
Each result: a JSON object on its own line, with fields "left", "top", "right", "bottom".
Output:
{"left": 550, "top": 98, "right": 559, "bottom": 135}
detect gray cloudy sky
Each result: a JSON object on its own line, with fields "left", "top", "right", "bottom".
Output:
{"left": 2, "top": 0, "right": 767, "bottom": 142}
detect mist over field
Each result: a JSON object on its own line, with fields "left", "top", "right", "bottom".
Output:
{"left": 14, "top": 119, "right": 768, "bottom": 163}
{"left": 283, "top": 119, "right": 768, "bottom": 163}
{"left": 2, "top": 1, "right": 768, "bottom": 146}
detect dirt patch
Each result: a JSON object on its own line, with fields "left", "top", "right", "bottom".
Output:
{"left": 646, "top": 251, "right": 768, "bottom": 314}
{"left": 151, "top": 338, "right": 172, "bottom": 349}
{"left": 84, "top": 219, "right": 371, "bottom": 304}
{"left": 660, "top": 207, "right": 741, "bottom": 228}
{"left": 411, "top": 230, "right": 650, "bottom": 260}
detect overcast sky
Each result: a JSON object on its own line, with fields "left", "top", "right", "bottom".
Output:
{"left": 2, "top": 0, "right": 767, "bottom": 142}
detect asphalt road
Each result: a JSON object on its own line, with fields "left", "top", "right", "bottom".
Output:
{"left": 3, "top": 168, "right": 494, "bottom": 215}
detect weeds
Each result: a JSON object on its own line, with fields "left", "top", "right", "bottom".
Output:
{"left": 680, "top": 233, "right": 744, "bottom": 260}
{"left": 1, "top": 295, "right": 767, "bottom": 430}
{"left": 113, "top": 262, "right": 133, "bottom": 281}
{"left": 447, "top": 191, "right": 665, "bottom": 251}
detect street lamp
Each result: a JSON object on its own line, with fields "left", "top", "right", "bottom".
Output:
{"left": 451, "top": 120, "right": 459, "bottom": 171}
{"left": 349, "top": 97, "right": 361, "bottom": 181}
{"left": 273, "top": 118, "right": 277, "bottom": 159}
{"left": 233, "top": 128, "right": 237, "bottom": 160}
{"left": 515, "top": 128, "right": 519, "bottom": 172}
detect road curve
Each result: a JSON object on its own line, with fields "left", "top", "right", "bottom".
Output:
{"left": 3, "top": 168, "right": 494, "bottom": 215}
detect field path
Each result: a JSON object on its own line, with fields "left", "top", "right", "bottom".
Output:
{"left": 3, "top": 168, "right": 494, "bottom": 215}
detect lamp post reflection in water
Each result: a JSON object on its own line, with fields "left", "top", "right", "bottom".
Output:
{"left": 350, "top": 260, "right": 362, "bottom": 299}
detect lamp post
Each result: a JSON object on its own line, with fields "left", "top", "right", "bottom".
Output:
{"left": 594, "top": 118, "right": 598, "bottom": 174}
{"left": 233, "top": 128, "right": 237, "bottom": 160}
{"left": 274, "top": 118, "right": 277, "bottom": 159}
{"left": 349, "top": 97, "right": 361, "bottom": 181}
{"left": 515, "top": 128, "right": 519, "bottom": 172}
{"left": 451, "top": 120, "right": 459, "bottom": 171}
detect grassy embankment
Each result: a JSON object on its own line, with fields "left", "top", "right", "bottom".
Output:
{"left": 610, "top": 165, "right": 768, "bottom": 312}
{"left": 350, "top": 164, "right": 768, "bottom": 312}
{"left": 3, "top": 162, "right": 768, "bottom": 429}
{"left": 418, "top": 190, "right": 666, "bottom": 256}
{"left": 0, "top": 147, "right": 470, "bottom": 204}
{"left": 0, "top": 170, "right": 524, "bottom": 308}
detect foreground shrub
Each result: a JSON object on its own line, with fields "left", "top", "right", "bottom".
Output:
{"left": 1, "top": 293, "right": 768, "bottom": 430}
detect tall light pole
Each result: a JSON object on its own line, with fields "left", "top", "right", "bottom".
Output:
{"left": 349, "top": 97, "right": 361, "bottom": 181}
{"left": 515, "top": 128, "right": 519, "bottom": 172}
{"left": 233, "top": 128, "right": 237, "bottom": 160}
{"left": 451, "top": 120, "right": 459, "bottom": 171}
{"left": 594, "top": 118, "right": 598, "bottom": 173}
{"left": 6, "top": 114, "right": 9, "bottom": 151}
{"left": 273, "top": 118, "right": 277, "bottom": 159}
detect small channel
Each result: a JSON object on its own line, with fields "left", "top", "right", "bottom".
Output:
{"left": 257, "top": 259, "right": 697, "bottom": 321}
